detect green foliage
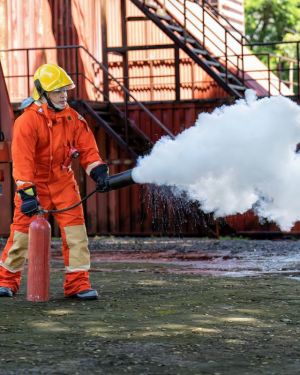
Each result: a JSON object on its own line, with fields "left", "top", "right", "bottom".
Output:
{"left": 245, "top": 0, "right": 300, "bottom": 43}
{"left": 245, "top": 0, "right": 300, "bottom": 93}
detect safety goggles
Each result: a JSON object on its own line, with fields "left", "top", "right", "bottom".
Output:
{"left": 51, "top": 88, "right": 68, "bottom": 94}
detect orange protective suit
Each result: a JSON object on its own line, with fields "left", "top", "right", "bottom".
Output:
{"left": 0, "top": 102, "right": 103, "bottom": 295}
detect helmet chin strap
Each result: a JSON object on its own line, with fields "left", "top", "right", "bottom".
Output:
{"left": 44, "top": 93, "right": 64, "bottom": 112}
{"left": 34, "top": 79, "right": 65, "bottom": 112}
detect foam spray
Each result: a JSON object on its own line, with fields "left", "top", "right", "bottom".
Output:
{"left": 132, "top": 91, "right": 300, "bottom": 231}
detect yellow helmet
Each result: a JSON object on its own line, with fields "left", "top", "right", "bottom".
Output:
{"left": 32, "top": 63, "right": 75, "bottom": 100}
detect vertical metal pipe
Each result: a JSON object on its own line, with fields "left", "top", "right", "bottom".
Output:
{"left": 202, "top": 0, "right": 206, "bottom": 48}
{"left": 26, "top": 49, "right": 30, "bottom": 97}
{"left": 225, "top": 31, "right": 228, "bottom": 83}
{"left": 101, "top": 0, "right": 109, "bottom": 100}
{"left": 278, "top": 58, "right": 282, "bottom": 95}
{"left": 267, "top": 53, "right": 271, "bottom": 96}
{"left": 191, "top": 61, "right": 195, "bottom": 99}
{"left": 174, "top": 46, "right": 180, "bottom": 101}
{"left": 241, "top": 36, "right": 245, "bottom": 84}
{"left": 183, "top": 0, "right": 187, "bottom": 43}
{"left": 297, "top": 42, "right": 300, "bottom": 97}
{"left": 75, "top": 46, "right": 79, "bottom": 99}
{"left": 121, "top": 0, "right": 129, "bottom": 143}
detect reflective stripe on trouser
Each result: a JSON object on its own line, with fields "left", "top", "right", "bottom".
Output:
{"left": 60, "top": 224, "right": 91, "bottom": 296}
{"left": 0, "top": 179, "right": 92, "bottom": 295}
{"left": 0, "top": 230, "right": 28, "bottom": 293}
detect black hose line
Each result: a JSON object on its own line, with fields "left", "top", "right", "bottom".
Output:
{"left": 39, "top": 169, "right": 135, "bottom": 215}
{"left": 41, "top": 189, "right": 98, "bottom": 214}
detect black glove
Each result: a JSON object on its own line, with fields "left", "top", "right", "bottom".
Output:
{"left": 90, "top": 164, "right": 110, "bottom": 192}
{"left": 18, "top": 185, "right": 39, "bottom": 216}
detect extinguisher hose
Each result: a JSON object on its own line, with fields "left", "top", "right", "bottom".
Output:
{"left": 39, "top": 169, "right": 135, "bottom": 215}
{"left": 40, "top": 189, "right": 98, "bottom": 214}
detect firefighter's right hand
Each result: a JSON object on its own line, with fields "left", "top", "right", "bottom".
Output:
{"left": 90, "top": 164, "right": 110, "bottom": 192}
{"left": 17, "top": 185, "right": 39, "bottom": 216}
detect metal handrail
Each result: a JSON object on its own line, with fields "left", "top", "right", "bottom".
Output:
{"left": 162, "top": 0, "right": 244, "bottom": 83}
{"left": 79, "top": 45, "right": 174, "bottom": 138}
{"left": 200, "top": 0, "right": 250, "bottom": 44}
{"left": 0, "top": 45, "right": 175, "bottom": 139}
{"left": 158, "top": 0, "right": 300, "bottom": 96}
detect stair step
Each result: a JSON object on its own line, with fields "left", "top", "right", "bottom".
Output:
{"left": 96, "top": 111, "right": 111, "bottom": 117}
{"left": 166, "top": 24, "right": 183, "bottom": 33}
{"left": 156, "top": 9, "right": 172, "bottom": 21}
{"left": 144, "top": 0, "right": 158, "bottom": 9}
{"left": 177, "top": 35, "right": 196, "bottom": 45}
{"left": 205, "top": 60, "right": 221, "bottom": 67}
{"left": 219, "top": 72, "right": 234, "bottom": 78}
{"left": 191, "top": 48, "right": 208, "bottom": 56}
{"left": 228, "top": 84, "right": 246, "bottom": 91}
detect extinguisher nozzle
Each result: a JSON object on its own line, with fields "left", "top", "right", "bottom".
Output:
{"left": 107, "top": 169, "right": 135, "bottom": 191}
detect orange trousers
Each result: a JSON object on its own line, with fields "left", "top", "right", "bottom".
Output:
{"left": 0, "top": 177, "right": 92, "bottom": 296}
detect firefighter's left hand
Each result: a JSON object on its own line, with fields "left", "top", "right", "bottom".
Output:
{"left": 18, "top": 185, "right": 40, "bottom": 216}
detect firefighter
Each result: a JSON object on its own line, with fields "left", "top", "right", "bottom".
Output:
{"left": 0, "top": 63, "right": 109, "bottom": 299}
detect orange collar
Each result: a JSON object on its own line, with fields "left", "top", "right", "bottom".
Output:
{"left": 25, "top": 102, "right": 72, "bottom": 120}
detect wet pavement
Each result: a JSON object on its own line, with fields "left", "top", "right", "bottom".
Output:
{"left": 59, "top": 237, "right": 300, "bottom": 278}
{"left": 1, "top": 237, "right": 300, "bottom": 374}
{"left": 1, "top": 236, "right": 300, "bottom": 278}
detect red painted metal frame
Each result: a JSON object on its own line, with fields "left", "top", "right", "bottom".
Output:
{"left": 0, "top": 61, "right": 14, "bottom": 236}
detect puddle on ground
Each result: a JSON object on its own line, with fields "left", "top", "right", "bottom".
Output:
{"left": 54, "top": 249, "right": 300, "bottom": 278}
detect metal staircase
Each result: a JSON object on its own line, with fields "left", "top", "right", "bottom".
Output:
{"left": 130, "top": 0, "right": 247, "bottom": 98}
{"left": 74, "top": 100, "right": 152, "bottom": 159}
{"left": 70, "top": 46, "right": 175, "bottom": 160}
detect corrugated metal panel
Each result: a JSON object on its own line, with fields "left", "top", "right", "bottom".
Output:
{"left": 107, "top": 0, "right": 122, "bottom": 48}
{"left": 208, "top": 0, "right": 245, "bottom": 35}
{"left": 0, "top": 0, "right": 57, "bottom": 101}
{"left": 218, "top": 0, "right": 245, "bottom": 35}
{"left": 1, "top": 0, "right": 232, "bottom": 102}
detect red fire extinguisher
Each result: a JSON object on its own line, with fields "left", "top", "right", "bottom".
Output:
{"left": 27, "top": 214, "right": 51, "bottom": 302}
{"left": 26, "top": 169, "right": 135, "bottom": 302}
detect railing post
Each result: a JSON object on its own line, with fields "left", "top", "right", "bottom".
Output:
{"left": 278, "top": 58, "right": 282, "bottom": 95}
{"left": 75, "top": 47, "right": 79, "bottom": 100}
{"left": 174, "top": 46, "right": 180, "bottom": 101}
{"left": 121, "top": 0, "right": 129, "bottom": 144}
{"left": 297, "top": 42, "right": 300, "bottom": 98}
{"left": 241, "top": 36, "right": 245, "bottom": 84}
{"left": 101, "top": 0, "right": 109, "bottom": 100}
{"left": 184, "top": 0, "right": 187, "bottom": 43}
{"left": 124, "top": 95, "right": 129, "bottom": 144}
{"left": 267, "top": 53, "right": 271, "bottom": 96}
{"left": 225, "top": 31, "right": 228, "bottom": 83}
{"left": 26, "top": 49, "right": 30, "bottom": 97}
{"left": 202, "top": 0, "right": 205, "bottom": 48}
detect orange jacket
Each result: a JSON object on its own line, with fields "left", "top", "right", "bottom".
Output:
{"left": 12, "top": 103, "right": 102, "bottom": 184}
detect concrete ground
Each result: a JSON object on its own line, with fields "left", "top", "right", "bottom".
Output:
{"left": 0, "top": 237, "right": 300, "bottom": 374}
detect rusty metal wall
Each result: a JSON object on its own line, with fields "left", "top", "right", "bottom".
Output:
{"left": 217, "top": 0, "right": 245, "bottom": 35}
{"left": 0, "top": 0, "right": 57, "bottom": 102}
{"left": 0, "top": 0, "right": 228, "bottom": 103}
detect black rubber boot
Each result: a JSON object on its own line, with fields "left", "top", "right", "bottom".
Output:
{"left": 0, "top": 287, "right": 13, "bottom": 297}
{"left": 69, "top": 289, "right": 98, "bottom": 300}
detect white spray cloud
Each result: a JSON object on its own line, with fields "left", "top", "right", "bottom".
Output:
{"left": 132, "top": 91, "right": 300, "bottom": 230}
